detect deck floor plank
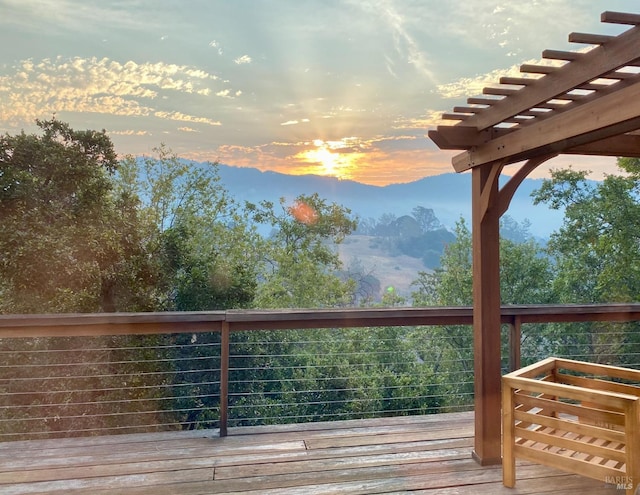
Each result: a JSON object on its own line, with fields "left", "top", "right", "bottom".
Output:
{"left": 0, "top": 411, "right": 623, "bottom": 495}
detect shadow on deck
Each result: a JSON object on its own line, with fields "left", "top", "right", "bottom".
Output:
{"left": 0, "top": 411, "right": 622, "bottom": 494}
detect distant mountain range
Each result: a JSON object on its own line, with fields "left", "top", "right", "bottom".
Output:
{"left": 215, "top": 164, "right": 568, "bottom": 239}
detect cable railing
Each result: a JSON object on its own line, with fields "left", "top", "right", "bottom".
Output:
{"left": 223, "top": 326, "right": 474, "bottom": 428}
{"left": 0, "top": 334, "right": 222, "bottom": 439}
{"left": 1, "top": 304, "right": 640, "bottom": 441}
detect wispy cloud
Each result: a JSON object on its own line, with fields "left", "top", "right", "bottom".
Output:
{"left": 356, "top": 0, "right": 437, "bottom": 84}
{"left": 280, "top": 119, "right": 310, "bottom": 126}
{"left": 394, "top": 110, "right": 446, "bottom": 129}
{"left": 1, "top": 0, "right": 163, "bottom": 33}
{"left": 109, "top": 129, "right": 151, "bottom": 136}
{"left": 215, "top": 89, "right": 242, "bottom": 98}
{"left": 436, "top": 61, "right": 545, "bottom": 99}
{"left": 234, "top": 55, "right": 252, "bottom": 65}
{"left": 436, "top": 50, "right": 574, "bottom": 99}
{"left": 209, "top": 40, "right": 224, "bottom": 55}
{"left": 0, "top": 0, "right": 617, "bottom": 185}
{"left": 154, "top": 111, "right": 221, "bottom": 126}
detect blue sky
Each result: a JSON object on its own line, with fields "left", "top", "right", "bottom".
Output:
{"left": 0, "top": 0, "right": 634, "bottom": 185}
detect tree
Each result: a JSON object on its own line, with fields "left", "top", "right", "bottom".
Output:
{"left": 411, "top": 218, "right": 555, "bottom": 407}
{"left": 342, "top": 258, "right": 381, "bottom": 306}
{"left": 114, "top": 147, "right": 266, "bottom": 431}
{"left": 224, "top": 194, "right": 358, "bottom": 426}
{"left": 247, "top": 193, "right": 357, "bottom": 308}
{"left": 532, "top": 161, "right": 640, "bottom": 365}
{"left": 533, "top": 164, "right": 640, "bottom": 303}
{"left": 373, "top": 213, "right": 398, "bottom": 238}
{"left": 0, "top": 121, "right": 179, "bottom": 438}
{"left": 500, "top": 215, "right": 533, "bottom": 243}
{"left": 411, "top": 218, "right": 555, "bottom": 306}
{"left": 117, "top": 145, "right": 261, "bottom": 311}
{"left": 0, "top": 118, "right": 153, "bottom": 313}
{"left": 411, "top": 206, "right": 441, "bottom": 232}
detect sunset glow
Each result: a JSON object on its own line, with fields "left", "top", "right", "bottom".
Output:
{"left": 0, "top": 2, "right": 625, "bottom": 185}
{"left": 295, "top": 139, "right": 363, "bottom": 181}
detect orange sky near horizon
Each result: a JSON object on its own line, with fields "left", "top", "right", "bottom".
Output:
{"left": 0, "top": 1, "right": 629, "bottom": 187}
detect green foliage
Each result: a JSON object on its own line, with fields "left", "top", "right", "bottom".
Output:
{"left": 9, "top": 118, "right": 640, "bottom": 435}
{"left": 530, "top": 160, "right": 640, "bottom": 365}
{"left": 411, "top": 218, "right": 554, "bottom": 307}
{"left": 226, "top": 326, "right": 443, "bottom": 426}
{"left": 410, "top": 217, "right": 555, "bottom": 407}
{"left": 118, "top": 145, "right": 262, "bottom": 311}
{"left": 533, "top": 163, "right": 640, "bottom": 303}
{"left": 411, "top": 220, "right": 473, "bottom": 307}
{"left": 0, "top": 118, "right": 154, "bottom": 313}
{"left": 247, "top": 194, "right": 357, "bottom": 308}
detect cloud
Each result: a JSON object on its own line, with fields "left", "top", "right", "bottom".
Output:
{"left": 436, "top": 60, "right": 548, "bottom": 99}
{"left": 234, "top": 55, "right": 252, "bottom": 65}
{"left": 209, "top": 40, "right": 224, "bottom": 55}
{"left": 154, "top": 111, "right": 221, "bottom": 126}
{"left": 108, "top": 129, "right": 151, "bottom": 136}
{"left": 216, "top": 88, "right": 243, "bottom": 98}
{"left": 433, "top": 0, "right": 593, "bottom": 58}
{"left": 0, "top": 56, "right": 226, "bottom": 126}
{"left": 356, "top": 0, "right": 437, "bottom": 84}
{"left": 435, "top": 46, "right": 591, "bottom": 100}
{"left": 280, "top": 119, "right": 310, "bottom": 126}
{"left": 210, "top": 133, "right": 444, "bottom": 186}
{"left": 1, "top": 0, "right": 165, "bottom": 33}
{"left": 394, "top": 110, "right": 446, "bottom": 129}
{"left": 177, "top": 126, "right": 199, "bottom": 133}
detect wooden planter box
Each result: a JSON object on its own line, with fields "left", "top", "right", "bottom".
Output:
{"left": 502, "top": 357, "right": 640, "bottom": 495}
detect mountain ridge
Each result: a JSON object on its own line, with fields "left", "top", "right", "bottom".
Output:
{"left": 214, "top": 163, "right": 567, "bottom": 239}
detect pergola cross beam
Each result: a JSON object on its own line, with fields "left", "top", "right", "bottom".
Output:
{"left": 433, "top": 11, "right": 640, "bottom": 134}
{"left": 452, "top": 81, "right": 640, "bottom": 170}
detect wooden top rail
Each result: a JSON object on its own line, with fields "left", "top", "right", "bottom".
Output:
{"left": 501, "top": 303, "right": 640, "bottom": 323}
{"left": 0, "top": 312, "right": 226, "bottom": 337}
{"left": 0, "top": 304, "right": 639, "bottom": 338}
{"left": 224, "top": 307, "right": 474, "bottom": 331}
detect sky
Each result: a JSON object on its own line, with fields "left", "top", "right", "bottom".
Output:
{"left": 0, "top": 0, "right": 635, "bottom": 186}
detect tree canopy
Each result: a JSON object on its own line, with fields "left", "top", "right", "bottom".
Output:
{"left": 533, "top": 159, "right": 640, "bottom": 303}
{"left": 0, "top": 119, "right": 134, "bottom": 312}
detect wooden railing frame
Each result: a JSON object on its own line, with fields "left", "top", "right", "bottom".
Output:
{"left": 2, "top": 303, "right": 640, "bottom": 437}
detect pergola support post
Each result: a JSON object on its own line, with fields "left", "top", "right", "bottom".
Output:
{"left": 471, "top": 162, "right": 503, "bottom": 466}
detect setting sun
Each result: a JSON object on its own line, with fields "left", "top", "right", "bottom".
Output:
{"left": 309, "top": 146, "right": 338, "bottom": 175}
{"left": 295, "top": 139, "right": 363, "bottom": 180}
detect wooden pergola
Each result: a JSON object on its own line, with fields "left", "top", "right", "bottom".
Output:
{"left": 429, "top": 11, "right": 640, "bottom": 465}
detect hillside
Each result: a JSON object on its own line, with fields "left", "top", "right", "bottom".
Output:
{"left": 337, "top": 235, "right": 429, "bottom": 301}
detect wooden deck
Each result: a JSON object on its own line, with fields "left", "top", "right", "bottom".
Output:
{"left": 0, "top": 411, "right": 622, "bottom": 494}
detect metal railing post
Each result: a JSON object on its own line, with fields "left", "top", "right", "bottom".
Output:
{"left": 219, "top": 321, "right": 230, "bottom": 437}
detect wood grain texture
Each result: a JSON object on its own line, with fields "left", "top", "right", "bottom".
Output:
{"left": 0, "top": 411, "right": 622, "bottom": 495}
{"left": 503, "top": 358, "right": 640, "bottom": 495}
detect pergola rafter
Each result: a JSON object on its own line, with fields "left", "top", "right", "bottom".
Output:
{"left": 429, "top": 11, "right": 640, "bottom": 466}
